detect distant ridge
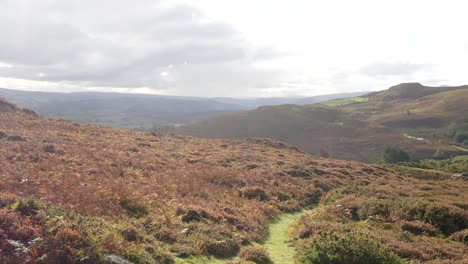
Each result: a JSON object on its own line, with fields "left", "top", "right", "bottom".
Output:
{"left": 370, "top": 82, "right": 468, "bottom": 101}
{"left": 176, "top": 83, "right": 468, "bottom": 162}
{"left": 0, "top": 88, "right": 370, "bottom": 129}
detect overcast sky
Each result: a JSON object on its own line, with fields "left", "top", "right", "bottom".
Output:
{"left": 1, "top": 0, "right": 467, "bottom": 97}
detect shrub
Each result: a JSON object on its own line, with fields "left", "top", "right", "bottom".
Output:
{"left": 6, "top": 135, "right": 26, "bottom": 141}
{"left": 400, "top": 220, "right": 437, "bottom": 236}
{"left": 43, "top": 144, "right": 56, "bottom": 153}
{"left": 241, "top": 187, "right": 269, "bottom": 201}
{"left": 12, "top": 198, "right": 40, "bottom": 216}
{"left": 298, "top": 229, "right": 404, "bottom": 264}
{"left": 121, "top": 227, "right": 141, "bottom": 242}
{"left": 155, "top": 227, "right": 177, "bottom": 244}
{"left": 119, "top": 198, "right": 148, "bottom": 219}
{"left": 181, "top": 208, "right": 212, "bottom": 223}
{"left": 276, "top": 191, "right": 292, "bottom": 202}
{"left": 379, "top": 146, "right": 411, "bottom": 164}
{"left": 286, "top": 166, "right": 312, "bottom": 178}
{"left": 423, "top": 205, "right": 466, "bottom": 235}
{"left": 454, "top": 132, "right": 468, "bottom": 144}
{"left": 239, "top": 246, "right": 271, "bottom": 264}
{"left": 450, "top": 229, "right": 468, "bottom": 245}
{"left": 359, "top": 198, "right": 392, "bottom": 219}
{"left": 200, "top": 239, "right": 240, "bottom": 258}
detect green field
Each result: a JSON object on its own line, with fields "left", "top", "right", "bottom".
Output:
{"left": 320, "top": 96, "right": 368, "bottom": 106}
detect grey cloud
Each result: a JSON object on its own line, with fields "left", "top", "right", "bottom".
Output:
{"left": 359, "top": 61, "right": 428, "bottom": 77}
{"left": 0, "top": 0, "right": 283, "bottom": 95}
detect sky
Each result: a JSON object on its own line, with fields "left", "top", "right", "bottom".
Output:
{"left": 0, "top": 0, "right": 467, "bottom": 97}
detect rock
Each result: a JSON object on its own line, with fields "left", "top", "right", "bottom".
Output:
{"left": 452, "top": 173, "right": 468, "bottom": 181}
{"left": 0, "top": 131, "right": 6, "bottom": 139}
{"left": 106, "top": 254, "right": 133, "bottom": 264}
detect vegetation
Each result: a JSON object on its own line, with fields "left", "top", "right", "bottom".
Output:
{"left": 320, "top": 96, "right": 368, "bottom": 107}
{"left": 399, "top": 155, "right": 468, "bottom": 173}
{"left": 0, "top": 105, "right": 391, "bottom": 263}
{"left": 177, "top": 84, "right": 468, "bottom": 162}
{"left": 379, "top": 145, "right": 411, "bottom": 164}
{"left": 0, "top": 97, "right": 466, "bottom": 263}
{"left": 298, "top": 229, "right": 404, "bottom": 264}
{"left": 446, "top": 122, "right": 468, "bottom": 145}
{"left": 291, "top": 168, "right": 468, "bottom": 263}
{"left": 238, "top": 246, "right": 271, "bottom": 264}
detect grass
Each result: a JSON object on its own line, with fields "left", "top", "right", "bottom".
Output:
{"left": 258, "top": 208, "right": 312, "bottom": 264}
{"left": 452, "top": 145, "right": 468, "bottom": 152}
{"left": 320, "top": 96, "right": 368, "bottom": 106}
{"left": 175, "top": 256, "right": 238, "bottom": 264}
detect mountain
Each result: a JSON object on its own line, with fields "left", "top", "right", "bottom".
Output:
{"left": 176, "top": 83, "right": 468, "bottom": 162}
{"left": 0, "top": 88, "right": 369, "bottom": 129}
{"left": 0, "top": 97, "right": 466, "bottom": 263}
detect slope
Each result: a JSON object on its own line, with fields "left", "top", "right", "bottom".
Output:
{"left": 0, "top": 99, "right": 466, "bottom": 263}
{"left": 177, "top": 83, "right": 468, "bottom": 162}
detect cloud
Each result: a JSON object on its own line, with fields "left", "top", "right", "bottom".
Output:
{"left": 359, "top": 61, "right": 428, "bottom": 78}
{"left": 0, "top": 0, "right": 283, "bottom": 96}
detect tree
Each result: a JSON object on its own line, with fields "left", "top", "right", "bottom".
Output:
{"left": 380, "top": 145, "right": 411, "bottom": 164}
{"left": 454, "top": 132, "right": 468, "bottom": 144}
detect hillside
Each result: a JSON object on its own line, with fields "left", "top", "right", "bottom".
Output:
{"left": 0, "top": 88, "right": 244, "bottom": 129}
{"left": 0, "top": 88, "right": 368, "bottom": 130}
{"left": 0, "top": 98, "right": 467, "bottom": 263}
{"left": 177, "top": 83, "right": 468, "bottom": 162}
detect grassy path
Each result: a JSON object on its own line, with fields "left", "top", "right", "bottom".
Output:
{"left": 177, "top": 207, "right": 314, "bottom": 264}
{"left": 452, "top": 145, "right": 468, "bottom": 152}
{"left": 259, "top": 207, "right": 314, "bottom": 264}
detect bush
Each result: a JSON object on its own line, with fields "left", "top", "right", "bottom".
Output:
{"left": 450, "top": 229, "right": 468, "bottom": 245}
{"left": 298, "top": 229, "right": 404, "bottom": 264}
{"left": 200, "top": 239, "right": 240, "bottom": 258}
{"left": 379, "top": 146, "right": 411, "bottom": 164}
{"left": 239, "top": 246, "right": 271, "bottom": 264}
{"left": 400, "top": 220, "right": 437, "bottom": 236}
{"left": 241, "top": 187, "right": 269, "bottom": 201}
{"left": 423, "top": 205, "right": 466, "bottom": 235}
{"left": 43, "top": 144, "right": 56, "bottom": 153}
{"left": 181, "top": 208, "right": 212, "bottom": 223}
{"left": 119, "top": 198, "right": 148, "bottom": 219}
{"left": 11, "top": 198, "right": 40, "bottom": 216}
{"left": 454, "top": 132, "right": 468, "bottom": 144}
